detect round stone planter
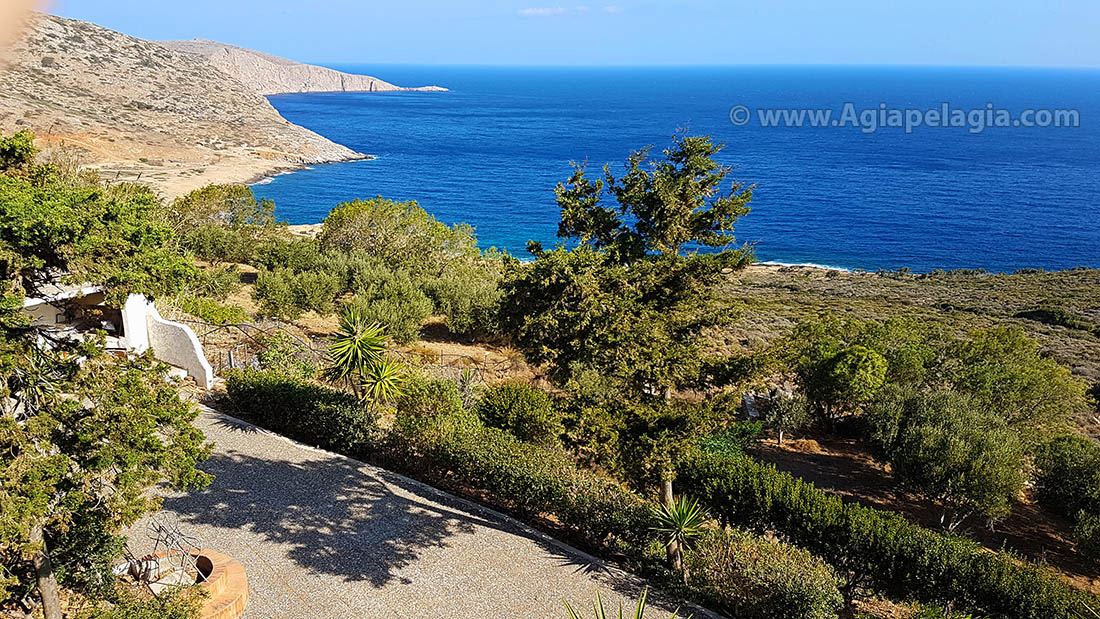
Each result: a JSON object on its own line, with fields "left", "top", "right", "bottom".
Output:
{"left": 146, "top": 548, "right": 249, "bottom": 619}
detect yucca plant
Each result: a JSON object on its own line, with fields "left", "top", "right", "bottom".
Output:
{"left": 362, "top": 356, "right": 406, "bottom": 403}
{"left": 565, "top": 588, "right": 688, "bottom": 619}
{"left": 323, "top": 306, "right": 403, "bottom": 402}
{"left": 651, "top": 496, "right": 707, "bottom": 584}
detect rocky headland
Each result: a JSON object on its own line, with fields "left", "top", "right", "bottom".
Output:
{"left": 0, "top": 13, "right": 441, "bottom": 197}
{"left": 158, "top": 39, "right": 447, "bottom": 96}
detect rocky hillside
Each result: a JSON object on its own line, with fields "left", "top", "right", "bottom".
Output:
{"left": 0, "top": 13, "right": 366, "bottom": 196}
{"left": 160, "top": 39, "right": 447, "bottom": 95}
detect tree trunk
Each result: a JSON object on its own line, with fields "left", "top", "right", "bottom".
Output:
{"left": 30, "top": 524, "right": 61, "bottom": 619}
{"left": 661, "top": 477, "right": 681, "bottom": 572}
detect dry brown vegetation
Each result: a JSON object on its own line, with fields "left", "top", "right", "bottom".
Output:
{"left": 716, "top": 264, "right": 1100, "bottom": 415}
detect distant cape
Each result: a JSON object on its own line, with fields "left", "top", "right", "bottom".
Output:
{"left": 159, "top": 39, "right": 448, "bottom": 96}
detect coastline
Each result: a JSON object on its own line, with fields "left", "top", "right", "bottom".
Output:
{"left": 88, "top": 149, "right": 373, "bottom": 200}
{"left": 242, "top": 153, "right": 375, "bottom": 188}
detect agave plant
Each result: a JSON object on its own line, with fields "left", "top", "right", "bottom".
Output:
{"left": 323, "top": 307, "right": 403, "bottom": 402}
{"left": 564, "top": 588, "right": 689, "bottom": 619}
{"left": 651, "top": 496, "right": 707, "bottom": 584}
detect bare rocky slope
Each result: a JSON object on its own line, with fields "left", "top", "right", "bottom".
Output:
{"left": 159, "top": 39, "right": 447, "bottom": 95}
{"left": 0, "top": 13, "right": 429, "bottom": 197}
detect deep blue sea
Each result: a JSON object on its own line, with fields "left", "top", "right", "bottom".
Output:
{"left": 254, "top": 66, "right": 1100, "bottom": 272}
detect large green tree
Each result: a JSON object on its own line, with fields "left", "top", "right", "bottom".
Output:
{"left": 501, "top": 134, "right": 754, "bottom": 395}
{"left": 160, "top": 184, "right": 279, "bottom": 265}
{"left": 0, "top": 348, "right": 212, "bottom": 617}
{"left": 0, "top": 166, "right": 196, "bottom": 313}
{"left": 556, "top": 133, "right": 754, "bottom": 262}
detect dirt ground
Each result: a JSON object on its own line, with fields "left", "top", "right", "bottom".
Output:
{"left": 750, "top": 435, "right": 1100, "bottom": 594}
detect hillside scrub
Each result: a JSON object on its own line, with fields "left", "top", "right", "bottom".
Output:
{"left": 232, "top": 196, "right": 505, "bottom": 337}
{"left": 677, "top": 449, "right": 1098, "bottom": 619}
{"left": 715, "top": 265, "right": 1100, "bottom": 392}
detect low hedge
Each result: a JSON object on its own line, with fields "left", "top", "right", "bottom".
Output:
{"left": 678, "top": 450, "right": 1097, "bottom": 619}
{"left": 686, "top": 529, "right": 843, "bottom": 619}
{"left": 225, "top": 370, "right": 377, "bottom": 456}
{"left": 389, "top": 409, "right": 651, "bottom": 550}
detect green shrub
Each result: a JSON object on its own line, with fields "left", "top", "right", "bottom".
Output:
{"left": 421, "top": 258, "right": 504, "bottom": 336}
{"left": 225, "top": 370, "right": 377, "bottom": 456}
{"left": 176, "top": 296, "right": 249, "bottom": 325}
{"left": 295, "top": 270, "right": 341, "bottom": 315}
{"left": 253, "top": 268, "right": 300, "bottom": 319}
{"left": 686, "top": 528, "right": 843, "bottom": 619}
{"left": 77, "top": 586, "right": 203, "bottom": 619}
{"left": 253, "top": 268, "right": 341, "bottom": 320}
{"left": 474, "top": 381, "right": 563, "bottom": 445}
{"left": 865, "top": 386, "right": 1026, "bottom": 528}
{"left": 762, "top": 393, "right": 811, "bottom": 444}
{"left": 192, "top": 265, "right": 243, "bottom": 300}
{"left": 255, "top": 331, "right": 317, "bottom": 379}
{"left": 1075, "top": 511, "right": 1100, "bottom": 564}
{"left": 397, "top": 375, "right": 465, "bottom": 417}
{"left": 1014, "top": 306, "right": 1100, "bottom": 337}
{"left": 317, "top": 196, "right": 479, "bottom": 277}
{"left": 388, "top": 409, "right": 651, "bottom": 550}
{"left": 1035, "top": 433, "right": 1100, "bottom": 562}
{"left": 695, "top": 422, "right": 764, "bottom": 458}
{"left": 677, "top": 449, "right": 1097, "bottom": 619}
{"left": 186, "top": 224, "right": 254, "bottom": 264}
{"left": 345, "top": 269, "right": 432, "bottom": 344}
{"left": 1035, "top": 434, "right": 1100, "bottom": 518}
{"left": 252, "top": 236, "right": 325, "bottom": 272}
{"left": 0, "top": 130, "right": 37, "bottom": 170}
{"left": 562, "top": 402, "right": 625, "bottom": 471}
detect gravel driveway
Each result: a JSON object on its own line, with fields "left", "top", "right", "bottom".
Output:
{"left": 128, "top": 407, "right": 718, "bottom": 618}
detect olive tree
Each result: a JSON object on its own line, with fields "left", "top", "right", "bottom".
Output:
{"left": 865, "top": 386, "right": 1026, "bottom": 530}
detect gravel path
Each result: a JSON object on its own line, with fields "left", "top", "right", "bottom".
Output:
{"left": 128, "top": 407, "right": 718, "bottom": 618}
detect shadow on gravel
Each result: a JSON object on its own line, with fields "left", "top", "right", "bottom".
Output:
{"left": 164, "top": 449, "right": 485, "bottom": 587}
{"left": 162, "top": 447, "right": 659, "bottom": 609}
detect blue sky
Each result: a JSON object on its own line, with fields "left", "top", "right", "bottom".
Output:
{"left": 48, "top": 0, "right": 1100, "bottom": 67}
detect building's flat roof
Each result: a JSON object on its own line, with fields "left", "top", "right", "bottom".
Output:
{"left": 22, "top": 283, "right": 103, "bottom": 308}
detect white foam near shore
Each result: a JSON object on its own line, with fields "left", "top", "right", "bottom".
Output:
{"left": 758, "top": 260, "right": 851, "bottom": 272}
{"left": 250, "top": 169, "right": 299, "bottom": 186}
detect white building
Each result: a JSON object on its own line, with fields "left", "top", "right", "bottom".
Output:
{"left": 22, "top": 283, "right": 214, "bottom": 388}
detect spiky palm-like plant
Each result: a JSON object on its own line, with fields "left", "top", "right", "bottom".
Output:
{"left": 651, "top": 496, "right": 707, "bottom": 584}
{"left": 564, "top": 588, "right": 688, "bottom": 619}
{"left": 9, "top": 346, "right": 65, "bottom": 418}
{"left": 324, "top": 307, "right": 404, "bottom": 402}
{"left": 362, "top": 356, "right": 406, "bottom": 403}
